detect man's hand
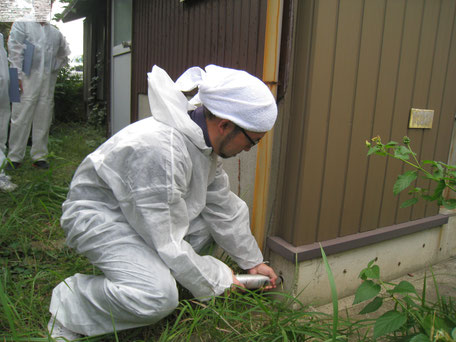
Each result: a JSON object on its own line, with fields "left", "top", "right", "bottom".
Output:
{"left": 232, "top": 273, "right": 245, "bottom": 288}
{"left": 248, "top": 263, "right": 278, "bottom": 290}
{"left": 227, "top": 271, "right": 245, "bottom": 295}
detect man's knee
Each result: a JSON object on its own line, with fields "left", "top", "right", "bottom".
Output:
{"left": 105, "top": 280, "right": 179, "bottom": 323}
{"left": 141, "top": 283, "right": 179, "bottom": 316}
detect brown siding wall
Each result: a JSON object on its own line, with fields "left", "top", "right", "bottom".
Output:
{"left": 131, "top": 0, "right": 268, "bottom": 121}
{"left": 277, "top": 0, "right": 456, "bottom": 246}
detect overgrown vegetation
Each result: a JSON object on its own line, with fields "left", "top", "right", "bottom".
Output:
{"left": 54, "top": 64, "right": 85, "bottom": 123}
{"left": 366, "top": 136, "right": 456, "bottom": 209}
{"left": 87, "top": 52, "right": 107, "bottom": 129}
{"left": 0, "top": 22, "right": 12, "bottom": 40}
{"left": 0, "top": 122, "right": 106, "bottom": 340}
{"left": 354, "top": 260, "right": 456, "bottom": 341}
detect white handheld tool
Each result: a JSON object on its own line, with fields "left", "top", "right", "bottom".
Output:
{"left": 235, "top": 274, "right": 282, "bottom": 289}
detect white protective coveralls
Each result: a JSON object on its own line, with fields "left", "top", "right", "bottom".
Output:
{"left": 7, "top": 22, "right": 70, "bottom": 163}
{"left": 0, "top": 32, "right": 10, "bottom": 154}
{"left": 0, "top": 33, "right": 17, "bottom": 192}
{"left": 49, "top": 66, "right": 264, "bottom": 336}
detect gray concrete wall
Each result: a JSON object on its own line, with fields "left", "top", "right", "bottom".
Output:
{"left": 269, "top": 208, "right": 456, "bottom": 307}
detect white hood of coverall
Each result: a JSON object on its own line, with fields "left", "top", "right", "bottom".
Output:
{"left": 147, "top": 66, "right": 209, "bottom": 151}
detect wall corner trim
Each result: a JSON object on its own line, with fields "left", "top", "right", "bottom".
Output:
{"left": 267, "top": 214, "right": 449, "bottom": 262}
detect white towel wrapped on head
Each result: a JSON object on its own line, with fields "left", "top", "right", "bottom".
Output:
{"left": 176, "top": 65, "right": 277, "bottom": 133}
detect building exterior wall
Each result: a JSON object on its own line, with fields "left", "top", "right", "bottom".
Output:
{"left": 131, "top": 0, "right": 268, "bottom": 120}
{"left": 274, "top": 0, "right": 456, "bottom": 246}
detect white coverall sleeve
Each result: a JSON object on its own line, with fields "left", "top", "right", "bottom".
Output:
{"left": 7, "top": 22, "right": 26, "bottom": 74}
{"left": 53, "top": 33, "right": 70, "bottom": 71}
{"left": 102, "top": 139, "right": 233, "bottom": 300}
{"left": 202, "top": 162, "right": 264, "bottom": 270}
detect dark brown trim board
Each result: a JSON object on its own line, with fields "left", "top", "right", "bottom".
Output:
{"left": 267, "top": 214, "right": 449, "bottom": 262}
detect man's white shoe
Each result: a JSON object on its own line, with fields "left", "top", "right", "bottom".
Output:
{"left": 47, "top": 317, "right": 82, "bottom": 341}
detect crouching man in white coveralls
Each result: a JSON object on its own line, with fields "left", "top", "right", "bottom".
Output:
{"left": 48, "top": 64, "right": 279, "bottom": 339}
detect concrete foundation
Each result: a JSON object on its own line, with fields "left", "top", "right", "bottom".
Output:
{"left": 269, "top": 209, "right": 456, "bottom": 307}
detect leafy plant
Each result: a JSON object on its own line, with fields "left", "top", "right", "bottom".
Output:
{"left": 87, "top": 52, "right": 107, "bottom": 129}
{"left": 0, "top": 22, "right": 12, "bottom": 41}
{"left": 52, "top": 0, "right": 73, "bottom": 22}
{"left": 354, "top": 260, "right": 456, "bottom": 340}
{"left": 366, "top": 136, "right": 456, "bottom": 209}
{"left": 54, "top": 63, "right": 85, "bottom": 123}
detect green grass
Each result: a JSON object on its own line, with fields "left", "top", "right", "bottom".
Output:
{"left": 0, "top": 122, "right": 107, "bottom": 340}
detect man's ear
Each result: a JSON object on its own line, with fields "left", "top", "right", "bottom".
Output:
{"left": 217, "top": 119, "right": 233, "bottom": 135}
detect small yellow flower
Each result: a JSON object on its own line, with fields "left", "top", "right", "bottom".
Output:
{"left": 371, "top": 136, "right": 381, "bottom": 144}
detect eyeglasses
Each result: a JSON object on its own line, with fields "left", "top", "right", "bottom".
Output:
{"left": 238, "top": 126, "right": 259, "bottom": 147}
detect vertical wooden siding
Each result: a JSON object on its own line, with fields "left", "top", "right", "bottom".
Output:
{"left": 278, "top": 0, "right": 456, "bottom": 246}
{"left": 131, "top": 0, "right": 268, "bottom": 121}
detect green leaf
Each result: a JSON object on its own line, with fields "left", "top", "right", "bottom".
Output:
{"left": 410, "top": 333, "right": 431, "bottom": 342}
{"left": 443, "top": 199, "right": 456, "bottom": 210}
{"left": 403, "top": 295, "right": 422, "bottom": 310}
{"left": 353, "top": 280, "right": 381, "bottom": 304}
{"left": 431, "top": 163, "right": 445, "bottom": 179}
{"left": 423, "top": 315, "right": 454, "bottom": 336}
{"left": 384, "top": 141, "right": 398, "bottom": 149}
{"left": 393, "top": 171, "right": 418, "bottom": 195}
{"left": 373, "top": 310, "right": 407, "bottom": 338}
{"left": 451, "top": 327, "right": 456, "bottom": 340}
{"left": 320, "top": 245, "right": 339, "bottom": 341}
{"left": 391, "top": 281, "right": 417, "bottom": 295}
{"left": 422, "top": 160, "right": 438, "bottom": 167}
{"left": 394, "top": 145, "right": 412, "bottom": 160}
{"left": 364, "top": 265, "right": 380, "bottom": 279}
{"left": 359, "top": 261, "right": 377, "bottom": 280}
{"left": 359, "top": 296, "right": 383, "bottom": 314}
{"left": 428, "top": 180, "right": 446, "bottom": 201}
{"left": 408, "top": 187, "right": 424, "bottom": 194}
{"left": 367, "top": 145, "right": 386, "bottom": 156}
{"left": 400, "top": 197, "right": 419, "bottom": 208}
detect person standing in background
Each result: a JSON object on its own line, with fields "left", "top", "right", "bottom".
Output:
{"left": 0, "top": 31, "right": 17, "bottom": 192}
{"left": 6, "top": 19, "right": 70, "bottom": 170}
{"left": 0, "top": 32, "right": 10, "bottom": 155}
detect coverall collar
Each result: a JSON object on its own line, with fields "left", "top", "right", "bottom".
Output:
{"left": 188, "top": 106, "right": 212, "bottom": 148}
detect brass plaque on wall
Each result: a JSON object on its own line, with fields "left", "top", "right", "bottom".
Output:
{"left": 409, "top": 108, "right": 434, "bottom": 129}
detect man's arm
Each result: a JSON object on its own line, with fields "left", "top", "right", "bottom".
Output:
{"left": 97, "top": 136, "right": 234, "bottom": 299}
{"left": 202, "top": 162, "right": 277, "bottom": 287}
{"left": 52, "top": 30, "right": 70, "bottom": 71}
{"left": 7, "top": 22, "right": 26, "bottom": 74}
